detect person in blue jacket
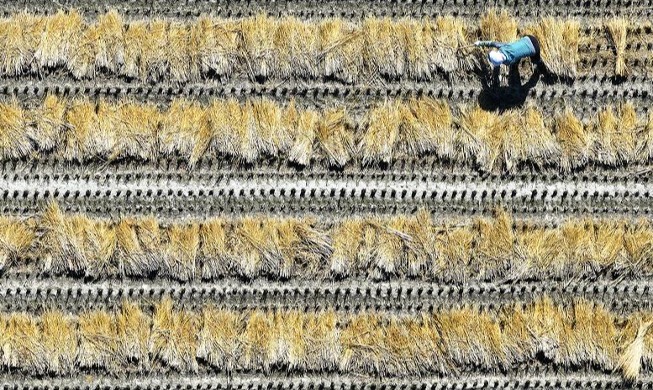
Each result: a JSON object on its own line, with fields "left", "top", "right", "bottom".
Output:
{"left": 474, "top": 35, "right": 545, "bottom": 110}
{"left": 475, "top": 35, "right": 542, "bottom": 69}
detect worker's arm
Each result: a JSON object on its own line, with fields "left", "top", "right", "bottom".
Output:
{"left": 474, "top": 41, "right": 505, "bottom": 49}
{"left": 474, "top": 40, "right": 505, "bottom": 48}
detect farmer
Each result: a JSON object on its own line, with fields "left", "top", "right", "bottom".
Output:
{"left": 475, "top": 35, "right": 542, "bottom": 69}
{"left": 475, "top": 36, "right": 545, "bottom": 110}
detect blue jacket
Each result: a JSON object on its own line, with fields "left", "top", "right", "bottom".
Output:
{"left": 495, "top": 37, "right": 537, "bottom": 65}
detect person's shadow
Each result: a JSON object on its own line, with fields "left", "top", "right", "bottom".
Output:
{"left": 477, "top": 62, "right": 554, "bottom": 111}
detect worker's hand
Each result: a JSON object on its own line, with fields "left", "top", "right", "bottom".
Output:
{"left": 474, "top": 40, "right": 496, "bottom": 47}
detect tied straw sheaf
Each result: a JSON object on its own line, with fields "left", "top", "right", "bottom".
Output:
{"left": 1, "top": 204, "right": 653, "bottom": 282}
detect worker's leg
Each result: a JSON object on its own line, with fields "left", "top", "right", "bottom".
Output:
{"left": 508, "top": 62, "right": 521, "bottom": 87}
{"left": 491, "top": 65, "right": 501, "bottom": 86}
{"left": 523, "top": 34, "right": 548, "bottom": 75}
{"left": 525, "top": 35, "right": 541, "bottom": 64}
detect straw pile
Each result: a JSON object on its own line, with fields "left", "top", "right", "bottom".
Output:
{"left": 1, "top": 205, "right": 652, "bottom": 282}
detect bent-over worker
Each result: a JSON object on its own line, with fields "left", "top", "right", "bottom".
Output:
{"left": 475, "top": 35, "right": 542, "bottom": 69}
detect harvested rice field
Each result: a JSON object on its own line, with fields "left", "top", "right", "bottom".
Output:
{"left": 1, "top": 1, "right": 653, "bottom": 388}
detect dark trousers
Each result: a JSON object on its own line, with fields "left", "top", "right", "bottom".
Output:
{"left": 525, "top": 35, "right": 542, "bottom": 65}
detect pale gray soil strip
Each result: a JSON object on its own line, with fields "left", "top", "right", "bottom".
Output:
{"left": 1, "top": 171, "right": 651, "bottom": 218}
{"left": 1, "top": 372, "right": 651, "bottom": 389}
{"left": 4, "top": 171, "right": 649, "bottom": 200}
{"left": 0, "top": 278, "right": 650, "bottom": 314}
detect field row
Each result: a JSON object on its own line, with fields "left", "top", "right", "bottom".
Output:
{"left": 1, "top": 79, "right": 650, "bottom": 116}
{"left": 7, "top": 375, "right": 653, "bottom": 390}
{"left": 2, "top": 182, "right": 650, "bottom": 221}
{"left": 0, "top": 10, "right": 628, "bottom": 82}
{"left": 1, "top": 96, "right": 653, "bottom": 172}
{"left": 2, "top": 203, "right": 653, "bottom": 282}
{"left": 2, "top": 10, "right": 648, "bottom": 82}
{"left": 0, "top": 298, "right": 650, "bottom": 380}
{"left": 1, "top": 277, "right": 650, "bottom": 315}
{"left": 0, "top": 0, "right": 649, "bottom": 20}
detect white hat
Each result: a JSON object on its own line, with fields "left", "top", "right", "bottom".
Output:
{"left": 488, "top": 50, "right": 506, "bottom": 67}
